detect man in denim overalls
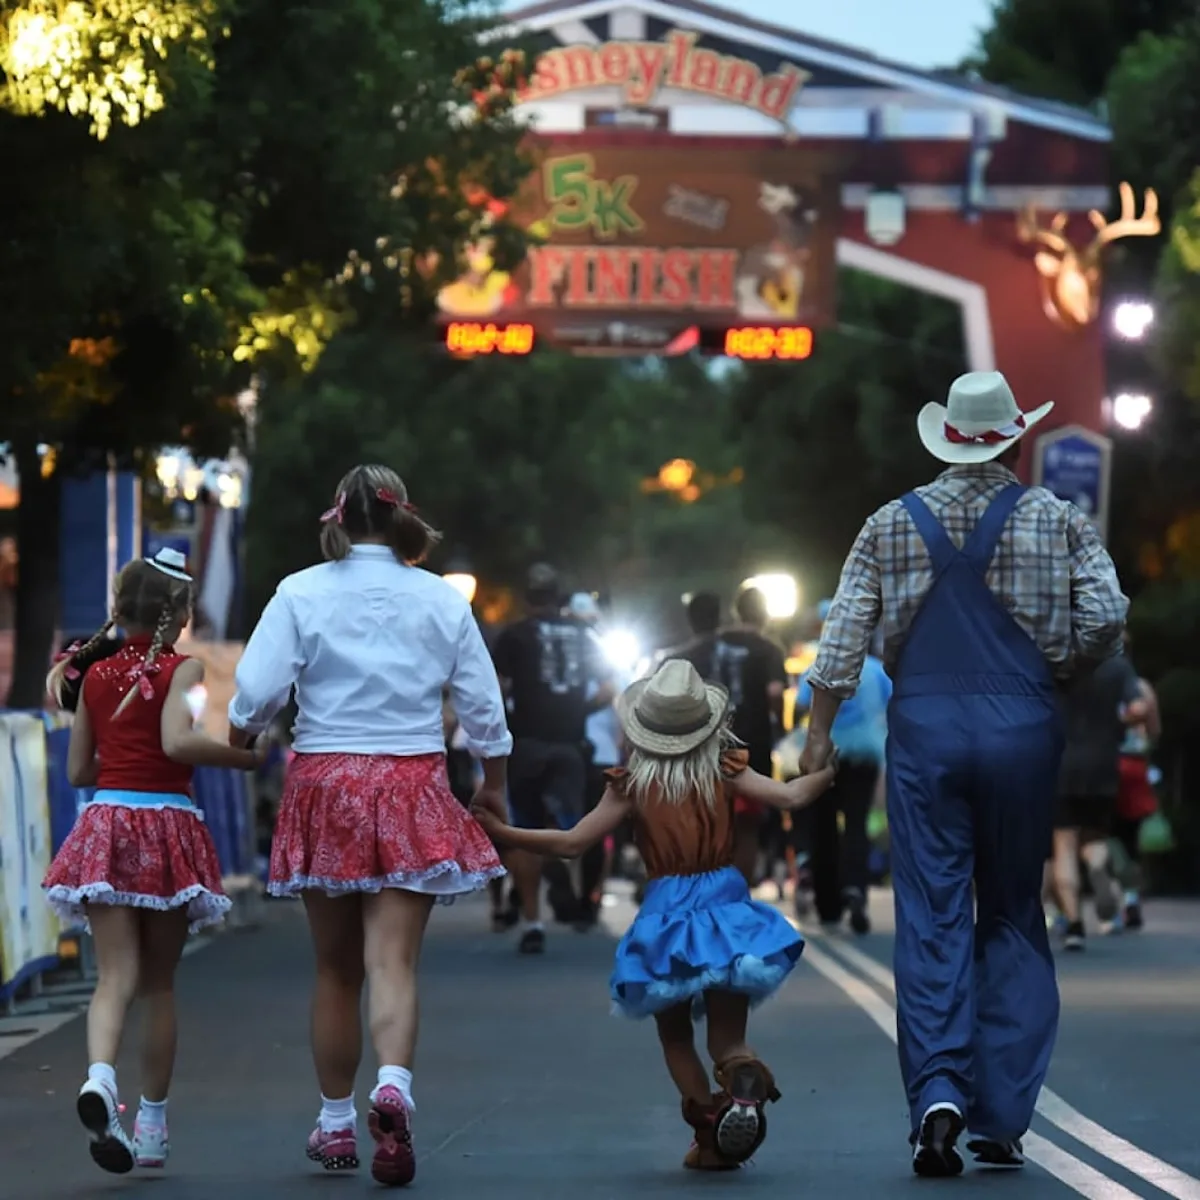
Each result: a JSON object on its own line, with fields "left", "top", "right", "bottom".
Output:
{"left": 800, "top": 372, "right": 1128, "bottom": 1176}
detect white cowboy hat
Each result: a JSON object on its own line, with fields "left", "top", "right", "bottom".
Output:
{"left": 616, "top": 658, "right": 729, "bottom": 757}
{"left": 917, "top": 371, "right": 1054, "bottom": 465}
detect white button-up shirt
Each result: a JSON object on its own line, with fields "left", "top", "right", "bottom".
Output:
{"left": 228, "top": 545, "right": 512, "bottom": 759}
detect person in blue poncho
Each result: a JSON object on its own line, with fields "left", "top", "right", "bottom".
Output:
{"left": 794, "top": 600, "right": 890, "bottom": 934}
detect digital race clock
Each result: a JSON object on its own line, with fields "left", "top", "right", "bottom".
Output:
{"left": 722, "top": 326, "right": 814, "bottom": 361}
{"left": 444, "top": 322, "right": 535, "bottom": 356}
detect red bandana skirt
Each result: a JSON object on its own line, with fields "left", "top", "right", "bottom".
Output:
{"left": 268, "top": 752, "right": 504, "bottom": 899}
{"left": 43, "top": 795, "right": 231, "bottom": 933}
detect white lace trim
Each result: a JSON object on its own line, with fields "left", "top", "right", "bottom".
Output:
{"left": 268, "top": 859, "right": 506, "bottom": 905}
{"left": 45, "top": 882, "right": 231, "bottom": 934}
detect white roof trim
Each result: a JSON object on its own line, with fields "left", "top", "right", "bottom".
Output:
{"left": 494, "top": 0, "right": 1110, "bottom": 143}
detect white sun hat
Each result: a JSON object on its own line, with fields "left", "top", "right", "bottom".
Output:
{"left": 917, "top": 371, "right": 1054, "bottom": 465}
{"left": 145, "top": 547, "right": 193, "bottom": 581}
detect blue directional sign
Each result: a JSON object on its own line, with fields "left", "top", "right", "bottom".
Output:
{"left": 1033, "top": 425, "right": 1112, "bottom": 542}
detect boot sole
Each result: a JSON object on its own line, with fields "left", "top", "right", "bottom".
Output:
{"left": 716, "top": 1063, "right": 773, "bottom": 1162}
{"left": 913, "top": 1106, "right": 965, "bottom": 1177}
{"left": 77, "top": 1091, "right": 134, "bottom": 1175}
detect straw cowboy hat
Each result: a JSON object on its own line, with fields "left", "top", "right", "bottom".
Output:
{"left": 617, "top": 659, "right": 729, "bottom": 756}
{"left": 917, "top": 371, "right": 1054, "bottom": 465}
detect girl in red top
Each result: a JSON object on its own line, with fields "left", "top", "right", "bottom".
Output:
{"left": 42, "top": 548, "right": 266, "bottom": 1176}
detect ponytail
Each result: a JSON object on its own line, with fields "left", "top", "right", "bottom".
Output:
{"left": 46, "top": 620, "right": 116, "bottom": 710}
{"left": 387, "top": 504, "right": 441, "bottom": 565}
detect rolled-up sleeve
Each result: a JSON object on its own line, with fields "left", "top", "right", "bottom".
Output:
{"left": 1067, "top": 508, "right": 1128, "bottom": 663}
{"left": 808, "top": 514, "right": 883, "bottom": 698}
{"left": 450, "top": 610, "right": 513, "bottom": 759}
{"left": 229, "top": 588, "right": 304, "bottom": 734}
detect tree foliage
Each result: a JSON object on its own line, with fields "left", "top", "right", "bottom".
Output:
{"left": 0, "top": 0, "right": 536, "bottom": 704}
{"left": 963, "top": 0, "right": 1193, "bottom": 107}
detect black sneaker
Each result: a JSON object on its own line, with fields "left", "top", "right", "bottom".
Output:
{"left": 1064, "top": 920, "right": 1086, "bottom": 951}
{"left": 517, "top": 927, "right": 545, "bottom": 955}
{"left": 967, "top": 1137, "right": 1025, "bottom": 1168}
{"left": 845, "top": 887, "right": 871, "bottom": 935}
{"left": 911, "top": 1102, "right": 965, "bottom": 1177}
{"left": 1125, "top": 903, "right": 1144, "bottom": 930}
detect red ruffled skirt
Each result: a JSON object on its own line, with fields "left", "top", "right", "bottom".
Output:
{"left": 43, "top": 796, "right": 231, "bottom": 933}
{"left": 268, "top": 752, "right": 504, "bottom": 900}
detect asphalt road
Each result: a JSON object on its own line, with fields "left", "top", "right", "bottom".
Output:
{"left": 3, "top": 886, "right": 1200, "bottom": 1199}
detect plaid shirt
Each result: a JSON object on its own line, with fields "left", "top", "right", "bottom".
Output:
{"left": 809, "top": 463, "right": 1129, "bottom": 697}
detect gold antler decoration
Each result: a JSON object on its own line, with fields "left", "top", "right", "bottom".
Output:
{"left": 1016, "top": 182, "right": 1160, "bottom": 330}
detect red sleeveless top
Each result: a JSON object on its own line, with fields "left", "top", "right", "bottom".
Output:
{"left": 82, "top": 634, "right": 194, "bottom": 795}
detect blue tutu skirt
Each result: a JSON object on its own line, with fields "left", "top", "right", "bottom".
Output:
{"left": 610, "top": 865, "right": 804, "bottom": 1020}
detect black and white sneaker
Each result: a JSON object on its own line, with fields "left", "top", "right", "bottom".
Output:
{"left": 911, "top": 1102, "right": 965, "bottom": 1177}
{"left": 968, "top": 1137, "right": 1025, "bottom": 1168}
{"left": 1064, "top": 921, "right": 1086, "bottom": 951}
{"left": 517, "top": 927, "right": 545, "bottom": 954}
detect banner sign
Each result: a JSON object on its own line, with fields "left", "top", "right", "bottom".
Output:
{"left": 0, "top": 712, "right": 60, "bottom": 998}
{"left": 520, "top": 30, "right": 810, "bottom": 126}
{"left": 436, "top": 144, "right": 839, "bottom": 352}
{"left": 1033, "top": 424, "right": 1112, "bottom": 543}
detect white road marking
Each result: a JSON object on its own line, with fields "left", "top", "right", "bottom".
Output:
{"left": 0, "top": 1012, "right": 80, "bottom": 1063}
{"left": 804, "top": 924, "right": 1200, "bottom": 1199}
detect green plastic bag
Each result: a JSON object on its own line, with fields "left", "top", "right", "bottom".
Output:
{"left": 1139, "top": 810, "right": 1175, "bottom": 855}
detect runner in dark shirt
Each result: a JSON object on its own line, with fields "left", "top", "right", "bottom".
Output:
{"left": 492, "top": 563, "right": 613, "bottom": 954}
{"left": 659, "top": 589, "right": 787, "bottom": 883}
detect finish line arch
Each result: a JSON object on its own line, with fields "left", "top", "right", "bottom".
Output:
{"left": 444, "top": 0, "right": 1158, "bottom": 455}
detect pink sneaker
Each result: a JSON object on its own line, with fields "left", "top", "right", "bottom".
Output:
{"left": 306, "top": 1124, "right": 359, "bottom": 1171}
{"left": 367, "top": 1086, "right": 415, "bottom": 1186}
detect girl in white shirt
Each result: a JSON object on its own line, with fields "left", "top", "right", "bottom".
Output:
{"left": 228, "top": 464, "right": 512, "bottom": 1188}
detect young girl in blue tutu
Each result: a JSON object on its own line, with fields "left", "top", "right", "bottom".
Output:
{"left": 473, "top": 658, "right": 836, "bottom": 1170}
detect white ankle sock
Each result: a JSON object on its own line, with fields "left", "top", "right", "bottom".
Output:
{"left": 87, "top": 1062, "right": 117, "bottom": 1093}
{"left": 138, "top": 1098, "right": 168, "bottom": 1129}
{"left": 318, "top": 1093, "right": 356, "bottom": 1133}
{"left": 522, "top": 919, "right": 544, "bottom": 933}
{"left": 374, "top": 1066, "right": 414, "bottom": 1111}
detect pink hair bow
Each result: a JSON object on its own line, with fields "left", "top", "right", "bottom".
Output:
{"left": 54, "top": 641, "right": 84, "bottom": 681}
{"left": 125, "top": 660, "right": 162, "bottom": 701}
{"left": 376, "top": 487, "right": 416, "bottom": 513}
{"left": 320, "top": 493, "right": 347, "bottom": 524}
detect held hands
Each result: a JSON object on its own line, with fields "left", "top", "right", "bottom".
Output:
{"left": 785, "top": 746, "right": 840, "bottom": 809}
{"left": 469, "top": 785, "right": 509, "bottom": 838}
{"left": 798, "top": 729, "right": 836, "bottom": 778}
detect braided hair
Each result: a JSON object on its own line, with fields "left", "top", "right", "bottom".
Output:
{"left": 47, "top": 621, "right": 123, "bottom": 711}
{"left": 47, "top": 557, "right": 193, "bottom": 715}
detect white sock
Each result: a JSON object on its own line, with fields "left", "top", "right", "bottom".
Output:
{"left": 87, "top": 1062, "right": 117, "bottom": 1094}
{"left": 1125, "top": 889, "right": 1140, "bottom": 905}
{"left": 318, "top": 1093, "right": 356, "bottom": 1133}
{"left": 138, "top": 1098, "right": 168, "bottom": 1130}
{"left": 374, "top": 1066, "right": 414, "bottom": 1111}
{"left": 522, "top": 919, "right": 544, "bottom": 933}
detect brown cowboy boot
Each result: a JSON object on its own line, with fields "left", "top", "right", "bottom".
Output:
{"left": 681, "top": 1095, "right": 739, "bottom": 1171}
{"left": 712, "top": 1055, "right": 781, "bottom": 1163}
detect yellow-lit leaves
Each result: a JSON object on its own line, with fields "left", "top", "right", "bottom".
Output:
{"left": 0, "top": 0, "right": 221, "bottom": 139}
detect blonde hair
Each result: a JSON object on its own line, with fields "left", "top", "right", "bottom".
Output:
{"left": 319, "top": 464, "right": 442, "bottom": 565}
{"left": 46, "top": 559, "right": 193, "bottom": 713}
{"left": 625, "top": 724, "right": 741, "bottom": 810}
